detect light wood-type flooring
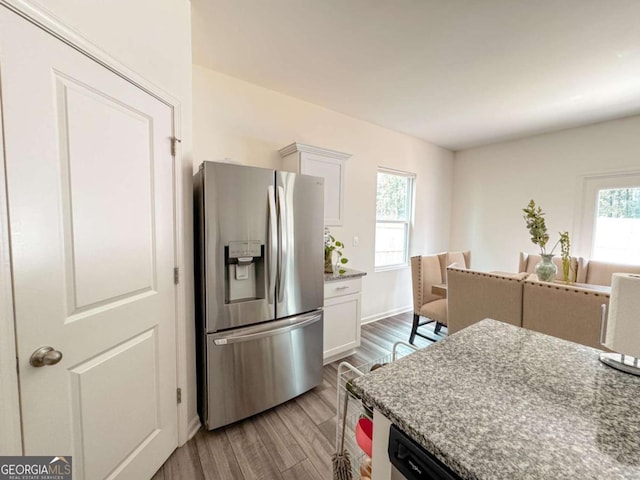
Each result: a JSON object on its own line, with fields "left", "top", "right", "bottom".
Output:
{"left": 153, "top": 312, "right": 444, "bottom": 480}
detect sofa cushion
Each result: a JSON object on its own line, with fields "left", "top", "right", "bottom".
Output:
{"left": 419, "top": 298, "right": 447, "bottom": 325}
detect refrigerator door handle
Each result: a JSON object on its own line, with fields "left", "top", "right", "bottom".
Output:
{"left": 212, "top": 311, "right": 322, "bottom": 345}
{"left": 276, "top": 185, "right": 287, "bottom": 303}
{"left": 267, "top": 185, "right": 277, "bottom": 303}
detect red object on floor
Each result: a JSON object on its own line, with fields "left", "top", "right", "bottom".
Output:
{"left": 355, "top": 417, "right": 373, "bottom": 457}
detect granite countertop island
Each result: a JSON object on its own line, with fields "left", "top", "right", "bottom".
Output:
{"left": 324, "top": 267, "right": 366, "bottom": 282}
{"left": 353, "top": 319, "right": 640, "bottom": 479}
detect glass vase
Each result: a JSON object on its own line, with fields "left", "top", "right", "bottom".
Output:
{"left": 324, "top": 249, "right": 334, "bottom": 274}
{"left": 562, "top": 258, "right": 571, "bottom": 283}
{"left": 535, "top": 254, "right": 557, "bottom": 282}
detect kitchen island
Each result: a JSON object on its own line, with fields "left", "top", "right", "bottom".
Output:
{"left": 353, "top": 318, "right": 640, "bottom": 479}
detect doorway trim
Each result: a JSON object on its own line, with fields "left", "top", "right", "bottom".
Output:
{"left": 0, "top": 77, "right": 22, "bottom": 455}
{"left": 0, "top": 0, "right": 194, "bottom": 450}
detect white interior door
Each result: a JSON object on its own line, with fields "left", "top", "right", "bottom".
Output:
{"left": 0, "top": 7, "right": 177, "bottom": 479}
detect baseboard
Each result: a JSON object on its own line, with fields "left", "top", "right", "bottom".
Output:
{"left": 187, "top": 415, "right": 201, "bottom": 441}
{"left": 323, "top": 348, "right": 357, "bottom": 365}
{"left": 361, "top": 304, "right": 413, "bottom": 325}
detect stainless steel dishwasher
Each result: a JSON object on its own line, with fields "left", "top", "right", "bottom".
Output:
{"left": 389, "top": 424, "right": 462, "bottom": 480}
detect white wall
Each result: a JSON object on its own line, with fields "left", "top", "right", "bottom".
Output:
{"left": 0, "top": 0, "right": 197, "bottom": 447}
{"left": 451, "top": 114, "right": 640, "bottom": 272}
{"left": 30, "top": 0, "right": 191, "bottom": 102}
{"left": 193, "top": 65, "right": 454, "bottom": 321}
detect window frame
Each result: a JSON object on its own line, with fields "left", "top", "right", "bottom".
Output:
{"left": 374, "top": 167, "right": 416, "bottom": 272}
{"left": 576, "top": 170, "right": 640, "bottom": 259}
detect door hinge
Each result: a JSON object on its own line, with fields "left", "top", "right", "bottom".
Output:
{"left": 171, "top": 137, "right": 182, "bottom": 156}
{"left": 177, "top": 388, "right": 182, "bottom": 404}
{"left": 174, "top": 267, "right": 179, "bottom": 285}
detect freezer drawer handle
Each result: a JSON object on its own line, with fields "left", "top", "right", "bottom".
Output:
{"left": 213, "top": 312, "right": 321, "bottom": 345}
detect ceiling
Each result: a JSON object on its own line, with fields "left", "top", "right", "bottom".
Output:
{"left": 191, "top": 0, "right": 640, "bottom": 151}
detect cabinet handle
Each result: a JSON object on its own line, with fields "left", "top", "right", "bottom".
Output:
{"left": 335, "top": 286, "right": 350, "bottom": 290}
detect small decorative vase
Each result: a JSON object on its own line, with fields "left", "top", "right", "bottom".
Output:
{"left": 561, "top": 258, "right": 571, "bottom": 283}
{"left": 324, "top": 249, "right": 334, "bottom": 274}
{"left": 535, "top": 254, "right": 557, "bottom": 282}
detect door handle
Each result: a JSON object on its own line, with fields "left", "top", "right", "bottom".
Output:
{"left": 267, "top": 186, "right": 277, "bottom": 302}
{"left": 276, "top": 186, "right": 286, "bottom": 303}
{"left": 212, "top": 311, "right": 322, "bottom": 345}
{"left": 30, "top": 346, "right": 63, "bottom": 367}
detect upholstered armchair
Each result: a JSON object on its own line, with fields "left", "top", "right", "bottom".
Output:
{"left": 409, "top": 251, "right": 470, "bottom": 344}
{"left": 522, "top": 280, "right": 610, "bottom": 349}
{"left": 441, "top": 250, "right": 471, "bottom": 279}
{"left": 447, "top": 267, "right": 527, "bottom": 335}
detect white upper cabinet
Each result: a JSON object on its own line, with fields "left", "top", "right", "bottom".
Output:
{"left": 279, "top": 142, "right": 351, "bottom": 226}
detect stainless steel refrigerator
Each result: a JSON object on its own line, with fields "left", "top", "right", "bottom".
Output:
{"left": 194, "top": 161, "right": 324, "bottom": 430}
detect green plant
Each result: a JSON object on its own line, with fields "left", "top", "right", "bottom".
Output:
{"left": 324, "top": 234, "right": 348, "bottom": 274}
{"left": 559, "top": 231, "right": 572, "bottom": 283}
{"left": 522, "top": 199, "right": 566, "bottom": 255}
{"left": 522, "top": 200, "right": 574, "bottom": 282}
{"left": 522, "top": 199, "right": 551, "bottom": 253}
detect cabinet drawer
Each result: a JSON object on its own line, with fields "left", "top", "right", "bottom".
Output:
{"left": 324, "top": 277, "right": 362, "bottom": 299}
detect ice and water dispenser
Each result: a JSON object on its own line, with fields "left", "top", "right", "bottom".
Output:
{"left": 224, "top": 240, "right": 265, "bottom": 303}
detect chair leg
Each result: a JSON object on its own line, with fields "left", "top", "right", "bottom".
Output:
{"left": 409, "top": 314, "right": 420, "bottom": 344}
{"left": 434, "top": 322, "right": 443, "bottom": 335}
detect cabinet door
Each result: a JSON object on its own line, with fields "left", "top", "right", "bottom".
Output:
{"left": 300, "top": 152, "right": 345, "bottom": 226}
{"left": 278, "top": 143, "right": 350, "bottom": 227}
{"left": 323, "top": 293, "right": 361, "bottom": 362}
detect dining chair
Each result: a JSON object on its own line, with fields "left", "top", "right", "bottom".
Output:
{"left": 409, "top": 253, "right": 447, "bottom": 344}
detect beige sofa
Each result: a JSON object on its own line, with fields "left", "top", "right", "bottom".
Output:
{"left": 520, "top": 252, "right": 640, "bottom": 287}
{"left": 447, "top": 266, "right": 610, "bottom": 350}
{"left": 576, "top": 259, "right": 640, "bottom": 286}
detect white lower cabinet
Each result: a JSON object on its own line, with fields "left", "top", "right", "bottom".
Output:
{"left": 323, "top": 277, "right": 362, "bottom": 363}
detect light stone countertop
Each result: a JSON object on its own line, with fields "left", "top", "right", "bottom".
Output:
{"left": 353, "top": 318, "right": 640, "bottom": 480}
{"left": 324, "top": 267, "right": 366, "bottom": 282}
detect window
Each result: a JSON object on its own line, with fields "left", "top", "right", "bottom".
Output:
{"left": 593, "top": 187, "right": 640, "bottom": 263}
{"left": 577, "top": 171, "right": 640, "bottom": 264}
{"left": 375, "top": 169, "right": 415, "bottom": 269}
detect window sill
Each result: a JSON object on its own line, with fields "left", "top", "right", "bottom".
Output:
{"left": 374, "top": 264, "right": 409, "bottom": 273}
